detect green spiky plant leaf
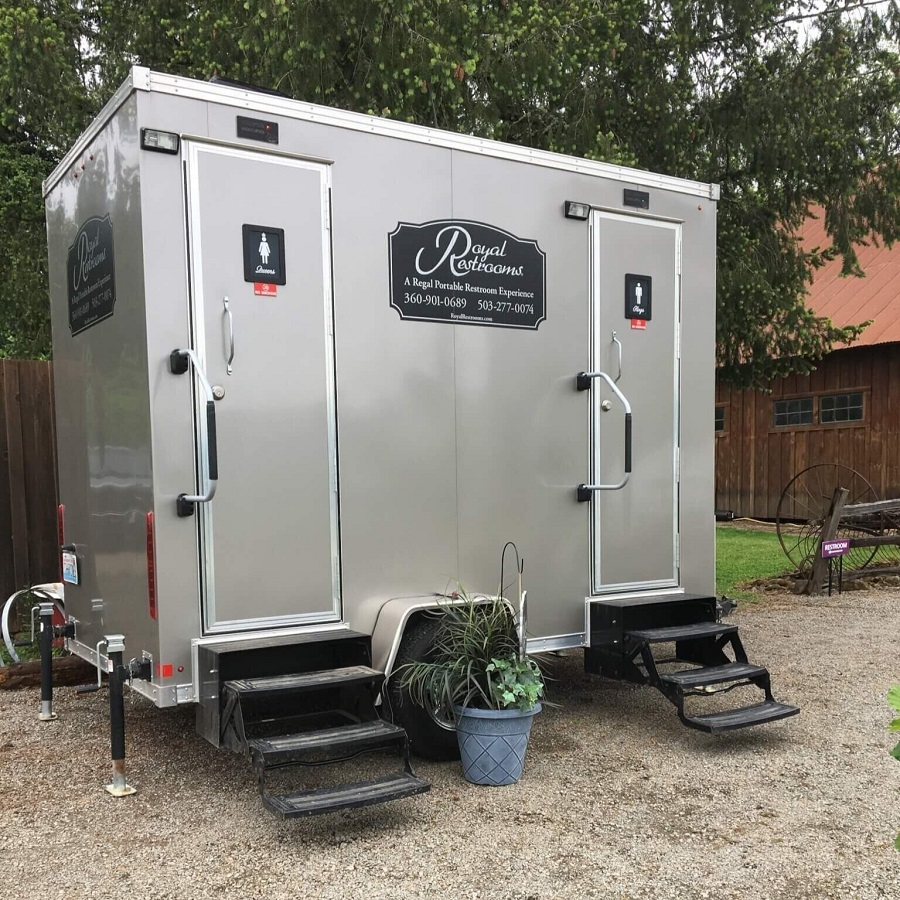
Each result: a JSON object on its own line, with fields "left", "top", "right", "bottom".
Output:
{"left": 394, "top": 588, "right": 544, "bottom": 713}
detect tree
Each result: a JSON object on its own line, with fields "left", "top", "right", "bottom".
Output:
{"left": 8, "top": 2, "right": 900, "bottom": 387}
{"left": 0, "top": 1, "right": 94, "bottom": 357}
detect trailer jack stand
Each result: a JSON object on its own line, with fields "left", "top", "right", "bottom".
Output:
{"left": 37, "top": 603, "right": 57, "bottom": 721}
{"left": 103, "top": 635, "right": 136, "bottom": 797}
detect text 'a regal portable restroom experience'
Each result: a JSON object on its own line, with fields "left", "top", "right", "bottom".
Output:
{"left": 39, "top": 68, "right": 798, "bottom": 817}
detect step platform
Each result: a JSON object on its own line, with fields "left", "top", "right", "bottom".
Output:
{"left": 264, "top": 772, "right": 431, "bottom": 819}
{"left": 206, "top": 636, "right": 429, "bottom": 818}
{"left": 683, "top": 700, "right": 800, "bottom": 733}
{"left": 248, "top": 719, "right": 408, "bottom": 765}
{"left": 226, "top": 665, "right": 385, "bottom": 698}
{"left": 626, "top": 622, "right": 738, "bottom": 643}
{"left": 660, "top": 661, "right": 766, "bottom": 689}
{"left": 587, "top": 593, "right": 800, "bottom": 733}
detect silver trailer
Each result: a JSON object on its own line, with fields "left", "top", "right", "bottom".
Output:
{"left": 43, "top": 68, "right": 796, "bottom": 817}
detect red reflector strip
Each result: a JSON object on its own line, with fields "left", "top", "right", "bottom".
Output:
{"left": 57, "top": 504, "right": 65, "bottom": 579}
{"left": 156, "top": 663, "right": 174, "bottom": 679}
{"left": 146, "top": 511, "right": 157, "bottom": 621}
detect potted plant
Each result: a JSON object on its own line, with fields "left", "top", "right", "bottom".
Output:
{"left": 395, "top": 588, "right": 545, "bottom": 786}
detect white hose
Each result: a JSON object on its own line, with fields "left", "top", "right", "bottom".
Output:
{"left": 1, "top": 583, "right": 65, "bottom": 665}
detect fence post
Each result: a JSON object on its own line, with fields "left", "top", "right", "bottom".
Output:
{"left": 804, "top": 487, "right": 849, "bottom": 595}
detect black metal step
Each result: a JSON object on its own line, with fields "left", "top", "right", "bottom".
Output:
{"left": 249, "top": 720, "right": 407, "bottom": 766}
{"left": 626, "top": 621, "right": 737, "bottom": 643}
{"left": 683, "top": 700, "right": 800, "bottom": 733}
{"left": 263, "top": 772, "right": 431, "bottom": 819}
{"left": 592, "top": 592, "right": 715, "bottom": 609}
{"left": 660, "top": 662, "right": 767, "bottom": 689}
{"left": 225, "top": 665, "right": 383, "bottom": 697}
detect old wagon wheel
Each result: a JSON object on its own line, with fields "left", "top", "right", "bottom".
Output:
{"left": 776, "top": 464, "right": 882, "bottom": 574}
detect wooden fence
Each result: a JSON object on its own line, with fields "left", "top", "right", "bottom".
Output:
{"left": 0, "top": 360, "right": 58, "bottom": 602}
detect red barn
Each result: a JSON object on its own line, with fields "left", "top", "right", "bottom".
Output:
{"left": 715, "top": 215, "right": 900, "bottom": 518}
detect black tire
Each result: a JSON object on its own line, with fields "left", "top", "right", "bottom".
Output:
{"left": 387, "top": 615, "right": 460, "bottom": 761}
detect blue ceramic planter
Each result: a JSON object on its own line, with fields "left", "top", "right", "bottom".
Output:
{"left": 454, "top": 703, "right": 542, "bottom": 785}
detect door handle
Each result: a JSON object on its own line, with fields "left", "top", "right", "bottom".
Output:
{"left": 223, "top": 296, "right": 234, "bottom": 375}
{"left": 611, "top": 330, "right": 623, "bottom": 383}
{"left": 170, "top": 348, "right": 219, "bottom": 517}
{"left": 575, "top": 369, "right": 632, "bottom": 501}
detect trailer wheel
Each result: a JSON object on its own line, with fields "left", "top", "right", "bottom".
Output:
{"left": 387, "top": 615, "right": 460, "bottom": 761}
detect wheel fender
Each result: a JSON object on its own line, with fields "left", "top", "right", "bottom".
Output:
{"left": 371, "top": 592, "right": 500, "bottom": 676}
{"left": 370, "top": 595, "right": 450, "bottom": 677}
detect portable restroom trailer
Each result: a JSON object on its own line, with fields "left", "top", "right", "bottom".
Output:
{"left": 43, "top": 68, "right": 797, "bottom": 817}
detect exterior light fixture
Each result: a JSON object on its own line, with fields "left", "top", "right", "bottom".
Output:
{"left": 140, "top": 128, "right": 180, "bottom": 154}
{"left": 564, "top": 200, "right": 590, "bottom": 220}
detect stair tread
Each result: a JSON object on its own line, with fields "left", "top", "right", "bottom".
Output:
{"left": 264, "top": 772, "right": 430, "bottom": 819}
{"left": 626, "top": 621, "right": 737, "bottom": 642}
{"left": 661, "top": 662, "right": 767, "bottom": 688}
{"left": 225, "top": 665, "right": 382, "bottom": 695}
{"left": 591, "top": 592, "right": 715, "bottom": 609}
{"left": 684, "top": 700, "right": 800, "bottom": 733}
{"left": 249, "top": 720, "right": 406, "bottom": 763}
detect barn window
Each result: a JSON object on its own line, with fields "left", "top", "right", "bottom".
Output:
{"left": 715, "top": 406, "right": 726, "bottom": 432}
{"left": 773, "top": 397, "right": 813, "bottom": 427}
{"left": 820, "top": 391, "right": 863, "bottom": 423}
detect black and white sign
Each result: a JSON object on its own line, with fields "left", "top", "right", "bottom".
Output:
{"left": 389, "top": 220, "right": 546, "bottom": 329}
{"left": 242, "top": 225, "right": 286, "bottom": 285}
{"left": 625, "top": 273, "right": 652, "bottom": 321}
{"left": 67, "top": 215, "right": 116, "bottom": 336}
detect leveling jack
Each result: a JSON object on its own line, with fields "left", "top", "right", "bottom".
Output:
{"left": 36, "top": 620, "right": 138, "bottom": 797}
{"left": 103, "top": 635, "right": 137, "bottom": 797}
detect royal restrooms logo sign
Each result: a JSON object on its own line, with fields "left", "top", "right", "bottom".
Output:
{"left": 389, "top": 220, "right": 546, "bottom": 330}
{"left": 67, "top": 215, "right": 116, "bottom": 336}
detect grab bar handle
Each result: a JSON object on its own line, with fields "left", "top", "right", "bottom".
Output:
{"left": 223, "top": 297, "right": 234, "bottom": 376}
{"left": 170, "top": 348, "right": 218, "bottom": 516}
{"left": 575, "top": 370, "right": 632, "bottom": 500}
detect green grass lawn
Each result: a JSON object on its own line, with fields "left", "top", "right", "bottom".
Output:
{"left": 716, "top": 525, "right": 794, "bottom": 599}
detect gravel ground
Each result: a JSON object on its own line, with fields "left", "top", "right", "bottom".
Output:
{"left": 1, "top": 590, "right": 899, "bottom": 900}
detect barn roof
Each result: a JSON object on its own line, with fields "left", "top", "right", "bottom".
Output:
{"left": 802, "top": 211, "right": 900, "bottom": 346}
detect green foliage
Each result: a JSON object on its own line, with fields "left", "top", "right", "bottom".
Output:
{"left": 0, "top": 1, "right": 97, "bottom": 359}
{"left": 5, "top": 3, "right": 900, "bottom": 381}
{"left": 486, "top": 656, "right": 544, "bottom": 710}
{"left": 716, "top": 525, "right": 794, "bottom": 598}
{"left": 0, "top": 145, "right": 53, "bottom": 358}
{"left": 889, "top": 685, "right": 900, "bottom": 850}
{"left": 395, "top": 590, "right": 545, "bottom": 712}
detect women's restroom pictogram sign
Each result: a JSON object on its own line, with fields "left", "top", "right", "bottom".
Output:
{"left": 242, "top": 224, "right": 286, "bottom": 294}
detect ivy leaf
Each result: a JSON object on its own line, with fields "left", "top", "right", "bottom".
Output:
{"left": 888, "top": 685, "right": 900, "bottom": 714}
